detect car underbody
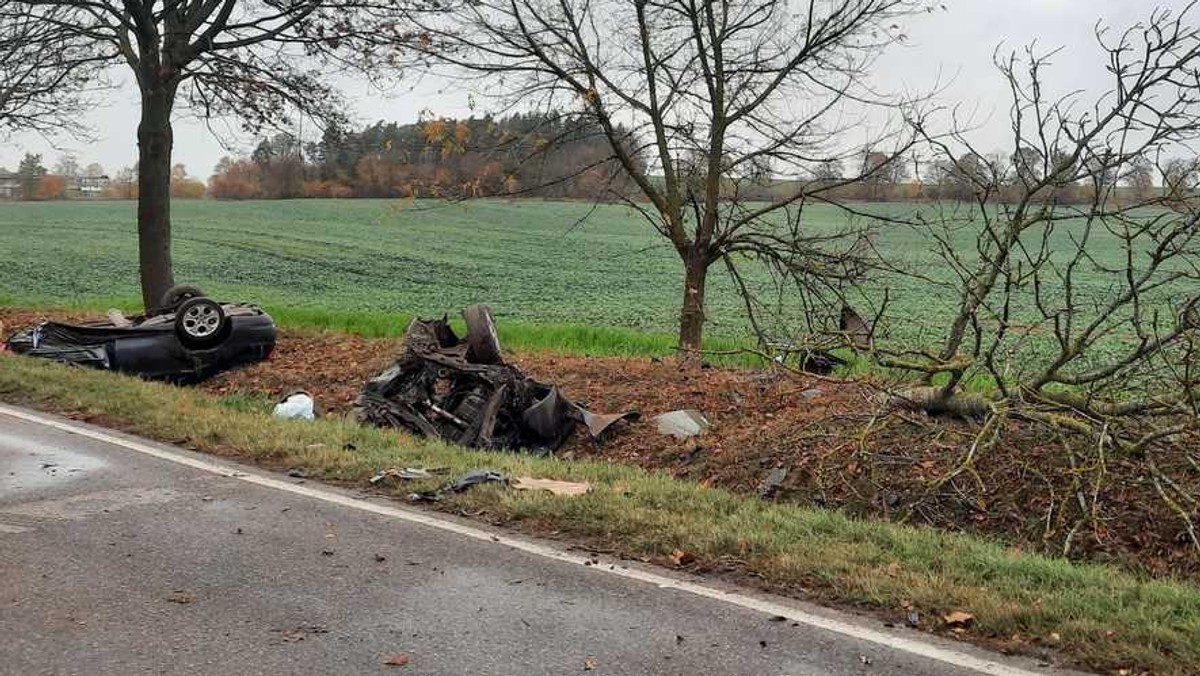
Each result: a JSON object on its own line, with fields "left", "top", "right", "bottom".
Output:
{"left": 357, "top": 306, "right": 638, "bottom": 453}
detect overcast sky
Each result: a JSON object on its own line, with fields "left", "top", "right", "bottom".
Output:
{"left": 0, "top": 0, "right": 1184, "bottom": 178}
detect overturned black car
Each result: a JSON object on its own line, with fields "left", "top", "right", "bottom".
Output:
{"left": 4, "top": 286, "right": 275, "bottom": 384}
{"left": 358, "top": 305, "right": 637, "bottom": 453}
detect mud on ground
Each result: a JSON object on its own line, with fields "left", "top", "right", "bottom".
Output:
{"left": 4, "top": 306, "right": 1198, "bottom": 578}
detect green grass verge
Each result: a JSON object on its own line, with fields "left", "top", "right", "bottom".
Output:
{"left": 0, "top": 296, "right": 762, "bottom": 364}
{"left": 2, "top": 354, "right": 1197, "bottom": 675}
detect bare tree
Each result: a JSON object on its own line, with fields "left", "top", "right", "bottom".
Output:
{"left": 53, "top": 153, "right": 80, "bottom": 178}
{"left": 409, "top": 0, "right": 928, "bottom": 354}
{"left": 1162, "top": 156, "right": 1200, "bottom": 209}
{"left": 0, "top": 5, "right": 96, "bottom": 135}
{"left": 1124, "top": 155, "right": 1156, "bottom": 201}
{"left": 877, "top": 5, "right": 1200, "bottom": 548}
{"left": 4, "top": 0, "right": 418, "bottom": 311}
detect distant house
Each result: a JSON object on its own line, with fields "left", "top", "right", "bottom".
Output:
{"left": 0, "top": 171, "right": 21, "bottom": 200}
{"left": 76, "top": 174, "right": 111, "bottom": 198}
{"left": 0, "top": 173, "right": 111, "bottom": 200}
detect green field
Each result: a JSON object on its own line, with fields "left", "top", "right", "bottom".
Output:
{"left": 0, "top": 198, "right": 1154, "bottom": 356}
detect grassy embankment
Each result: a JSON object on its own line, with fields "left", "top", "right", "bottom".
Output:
{"left": 2, "top": 354, "right": 1198, "bottom": 676}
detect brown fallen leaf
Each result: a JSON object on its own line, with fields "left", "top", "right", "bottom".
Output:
{"left": 942, "top": 611, "right": 975, "bottom": 628}
{"left": 384, "top": 654, "right": 411, "bottom": 667}
{"left": 583, "top": 657, "right": 599, "bottom": 670}
{"left": 512, "top": 477, "right": 592, "bottom": 497}
{"left": 165, "top": 591, "right": 195, "bottom": 604}
{"left": 670, "top": 548, "right": 696, "bottom": 566}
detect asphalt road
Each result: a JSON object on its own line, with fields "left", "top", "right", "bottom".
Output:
{"left": 0, "top": 407, "right": 1084, "bottom": 676}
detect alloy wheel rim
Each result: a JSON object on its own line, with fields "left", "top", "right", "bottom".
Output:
{"left": 182, "top": 304, "right": 220, "bottom": 337}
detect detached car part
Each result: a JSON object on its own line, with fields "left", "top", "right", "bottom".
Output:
{"left": 4, "top": 285, "right": 275, "bottom": 384}
{"left": 358, "top": 305, "right": 638, "bottom": 452}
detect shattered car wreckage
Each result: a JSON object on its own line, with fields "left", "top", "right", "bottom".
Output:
{"left": 4, "top": 285, "right": 275, "bottom": 384}
{"left": 358, "top": 305, "right": 638, "bottom": 452}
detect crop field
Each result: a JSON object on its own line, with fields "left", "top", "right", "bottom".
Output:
{"left": 0, "top": 198, "right": 1162, "bottom": 355}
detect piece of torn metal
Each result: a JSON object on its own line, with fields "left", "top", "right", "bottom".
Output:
{"left": 512, "top": 477, "right": 592, "bottom": 497}
{"left": 404, "top": 469, "right": 508, "bottom": 502}
{"left": 446, "top": 470, "right": 507, "bottom": 493}
{"left": 357, "top": 305, "right": 637, "bottom": 452}
{"left": 758, "top": 467, "right": 789, "bottom": 500}
{"left": 839, "top": 304, "right": 874, "bottom": 352}
{"left": 653, "top": 409, "right": 711, "bottom": 439}
{"left": 370, "top": 467, "right": 441, "bottom": 484}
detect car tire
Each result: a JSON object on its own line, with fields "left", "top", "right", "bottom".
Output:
{"left": 174, "top": 297, "right": 229, "bottom": 348}
{"left": 462, "top": 304, "right": 502, "bottom": 364}
{"left": 159, "top": 284, "right": 206, "bottom": 314}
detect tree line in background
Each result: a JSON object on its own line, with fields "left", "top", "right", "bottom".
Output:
{"left": 208, "top": 112, "right": 641, "bottom": 200}
{"left": 207, "top": 118, "right": 1200, "bottom": 204}
{"left": 11, "top": 139, "right": 1196, "bottom": 205}
{"left": 736, "top": 150, "right": 1198, "bottom": 205}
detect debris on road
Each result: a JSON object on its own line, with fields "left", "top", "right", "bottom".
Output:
{"left": 670, "top": 548, "right": 696, "bottom": 566}
{"left": 384, "top": 653, "right": 411, "bottom": 667}
{"left": 358, "top": 305, "right": 637, "bottom": 452}
{"left": 512, "top": 477, "right": 592, "bottom": 496}
{"left": 446, "top": 470, "right": 508, "bottom": 493}
{"left": 3, "top": 286, "right": 275, "bottom": 384}
{"left": 653, "top": 409, "right": 711, "bottom": 439}
{"left": 399, "top": 471, "right": 591, "bottom": 501}
{"left": 369, "top": 467, "right": 445, "bottom": 484}
{"left": 907, "top": 609, "right": 921, "bottom": 628}
{"left": 405, "top": 469, "right": 509, "bottom": 502}
{"left": 165, "top": 591, "right": 195, "bottom": 604}
{"left": 273, "top": 391, "right": 315, "bottom": 420}
{"left": 281, "top": 625, "right": 328, "bottom": 643}
{"left": 942, "top": 611, "right": 975, "bottom": 629}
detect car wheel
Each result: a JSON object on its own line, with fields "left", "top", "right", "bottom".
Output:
{"left": 174, "top": 297, "right": 229, "bottom": 348}
{"left": 159, "top": 284, "right": 206, "bottom": 314}
{"left": 462, "top": 304, "right": 502, "bottom": 364}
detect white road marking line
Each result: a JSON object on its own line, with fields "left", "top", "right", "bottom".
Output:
{"left": 0, "top": 404, "right": 1056, "bottom": 676}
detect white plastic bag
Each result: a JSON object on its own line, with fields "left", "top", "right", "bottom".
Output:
{"left": 273, "top": 392, "right": 315, "bottom": 420}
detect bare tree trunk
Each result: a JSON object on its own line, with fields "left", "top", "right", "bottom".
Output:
{"left": 136, "top": 81, "right": 176, "bottom": 312}
{"left": 678, "top": 249, "right": 708, "bottom": 356}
